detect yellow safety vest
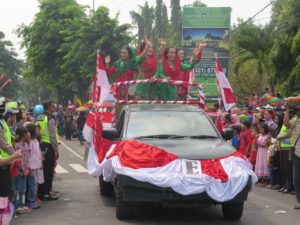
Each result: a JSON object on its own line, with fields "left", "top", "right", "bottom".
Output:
{"left": 36, "top": 115, "right": 59, "bottom": 144}
{"left": 279, "top": 125, "right": 292, "bottom": 149}
{"left": 0, "top": 120, "right": 13, "bottom": 160}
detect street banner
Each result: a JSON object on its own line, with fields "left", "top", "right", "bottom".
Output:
{"left": 182, "top": 7, "right": 231, "bottom": 102}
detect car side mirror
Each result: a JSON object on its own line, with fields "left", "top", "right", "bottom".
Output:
{"left": 102, "top": 128, "right": 118, "bottom": 141}
{"left": 222, "top": 128, "right": 234, "bottom": 141}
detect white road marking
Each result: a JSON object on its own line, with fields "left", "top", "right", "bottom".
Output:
{"left": 60, "top": 141, "right": 84, "bottom": 160}
{"left": 69, "top": 164, "right": 88, "bottom": 173}
{"left": 56, "top": 164, "right": 69, "bottom": 174}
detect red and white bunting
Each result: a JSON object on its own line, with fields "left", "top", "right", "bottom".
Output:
{"left": 87, "top": 139, "right": 257, "bottom": 202}
{"left": 215, "top": 54, "right": 236, "bottom": 111}
{"left": 111, "top": 78, "right": 203, "bottom": 90}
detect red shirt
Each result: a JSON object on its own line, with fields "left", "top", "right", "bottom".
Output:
{"left": 238, "top": 129, "right": 252, "bottom": 155}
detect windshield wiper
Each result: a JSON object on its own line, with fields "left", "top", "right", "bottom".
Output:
{"left": 135, "top": 134, "right": 186, "bottom": 139}
{"left": 188, "top": 135, "right": 219, "bottom": 139}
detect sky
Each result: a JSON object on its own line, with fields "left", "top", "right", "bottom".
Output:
{"left": 0, "top": 0, "right": 273, "bottom": 59}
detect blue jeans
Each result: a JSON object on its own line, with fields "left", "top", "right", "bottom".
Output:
{"left": 293, "top": 155, "right": 300, "bottom": 203}
{"left": 27, "top": 172, "right": 37, "bottom": 205}
{"left": 269, "top": 167, "right": 277, "bottom": 185}
{"left": 58, "top": 123, "right": 64, "bottom": 136}
{"left": 78, "top": 130, "right": 84, "bottom": 144}
{"left": 15, "top": 175, "right": 26, "bottom": 208}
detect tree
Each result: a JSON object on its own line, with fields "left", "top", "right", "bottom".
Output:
{"left": 142, "top": 2, "right": 154, "bottom": 38}
{"left": 192, "top": 0, "right": 207, "bottom": 7}
{"left": 130, "top": 8, "right": 144, "bottom": 41}
{"left": 230, "top": 22, "right": 273, "bottom": 96}
{"left": 268, "top": 0, "right": 300, "bottom": 95}
{"left": 130, "top": 1, "right": 154, "bottom": 42}
{"left": 154, "top": 0, "right": 163, "bottom": 38}
{"left": 18, "top": 0, "right": 131, "bottom": 103}
{"left": 170, "top": 0, "right": 182, "bottom": 44}
{"left": 161, "top": 4, "right": 169, "bottom": 38}
{"left": 61, "top": 6, "right": 131, "bottom": 101}
{"left": 17, "top": 0, "right": 85, "bottom": 103}
{"left": 0, "top": 31, "right": 23, "bottom": 98}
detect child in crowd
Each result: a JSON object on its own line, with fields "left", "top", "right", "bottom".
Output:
{"left": 250, "top": 125, "right": 259, "bottom": 169}
{"left": 239, "top": 120, "right": 252, "bottom": 156}
{"left": 14, "top": 126, "right": 32, "bottom": 214}
{"left": 26, "top": 123, "right": 44, "bottom": 209}
{"left": 231, "top": 125, "right": 242, "bottom": 150}
{"left": 255, "top": 124, "right": 271, "bottom": 186}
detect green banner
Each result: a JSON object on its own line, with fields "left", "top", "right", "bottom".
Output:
{"left": 183, "top": 7, "right": 231, "bottom": 28}
{"left": 183, "top": 7, "right": 231, "bottom": 102}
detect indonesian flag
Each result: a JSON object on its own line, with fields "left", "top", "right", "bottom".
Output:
{"left": 92, "top": 50, "right": 110, "bottom": 106}
{"left": 88, "top": 139, "right": 257, "bottom": 202}
{"left": 198, "top": 87, "right": 205, "bottom": 109}
{"left": 215, "top": 54, "right": 236, "bottom": 111}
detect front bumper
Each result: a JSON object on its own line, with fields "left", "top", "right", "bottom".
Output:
{"left": 117, "top": 175, "right": 252, "bottom": 205}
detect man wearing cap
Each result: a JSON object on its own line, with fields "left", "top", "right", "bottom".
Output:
{"left": 284, "top": 105, "right": 300, "bottom": 209}
{"left": 36, "top": 101, "right": 59, "bottom": 200}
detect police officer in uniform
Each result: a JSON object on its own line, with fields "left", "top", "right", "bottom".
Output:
{"left": 277, "top": 124, "right": 293, "bottom": 193}
{"left": 36, "top": 101, "right": 59, "bottom": 200}
{"left": 0, "top": 97, "right": 15, "bottom": 198}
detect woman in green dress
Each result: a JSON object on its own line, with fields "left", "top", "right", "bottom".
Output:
{"left": 135, "top": 42, "right": 158, "bottom": 100}
{"left": 154, "top": 43, "right": 207, "bottom": 100}
{"left": 105, "top": 37, "right": 151, "bottom": 99}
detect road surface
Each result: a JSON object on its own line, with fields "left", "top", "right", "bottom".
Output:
{"left": 14, "top": 139, "right": 300, "bottom": 225}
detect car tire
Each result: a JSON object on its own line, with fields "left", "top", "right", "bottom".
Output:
{"left": 116, "top": 178, "right": 134, "bottom": 220}
{"left": 222, "top": 202, "right": 244, "bottom": 220}
{"left": 99, "top": 175, "right": 113, "bottom": 196}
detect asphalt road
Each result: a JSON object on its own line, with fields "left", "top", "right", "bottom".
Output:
{"left": 14, "top": 139, "right": 300, "bottom": 225}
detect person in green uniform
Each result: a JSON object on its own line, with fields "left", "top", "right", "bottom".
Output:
{"left": 36, "top": 101, "right": 59, "bottom": 200}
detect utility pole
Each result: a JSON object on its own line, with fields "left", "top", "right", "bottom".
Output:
{"left": 92, "top": 0, "right": 95, "bottom": 12}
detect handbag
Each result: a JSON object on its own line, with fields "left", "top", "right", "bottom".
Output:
{"left": 289, "top": 132, "right": 300, "bottom": 160}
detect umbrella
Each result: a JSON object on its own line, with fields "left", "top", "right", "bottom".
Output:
{"left": 76, "top": 106, "right": 89, "bottom": 111}
{"left": 67, "top": 105, "right": 76, "bottom": 110}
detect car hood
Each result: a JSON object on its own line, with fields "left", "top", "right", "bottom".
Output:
{"left": 137, "top": 138, "right": 236, "bottom": 160}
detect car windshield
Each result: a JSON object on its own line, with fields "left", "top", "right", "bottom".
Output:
{"left": 126, "top": 111, "right": 218, "bottom": 139}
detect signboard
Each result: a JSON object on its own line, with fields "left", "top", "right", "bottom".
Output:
{"left": 182, "top": 7, "right": 231, "bottom": 102}
{"left": 183, "top": 7, "right": 231, "bottom": 28}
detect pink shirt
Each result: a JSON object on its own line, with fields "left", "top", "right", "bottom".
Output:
{"left": 28, "top": 139, "right": 42, "bottom": 169}
{"left": 15, "top": 141, "right": 30, "bottom": 170}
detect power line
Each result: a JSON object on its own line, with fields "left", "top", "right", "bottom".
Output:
{"left": 232, "top": 0, "right": 275, "bottom": 34}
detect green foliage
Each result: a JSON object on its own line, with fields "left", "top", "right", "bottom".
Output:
{"left": 184, "top": 0, "right": 207, "bottom": 7}
{"left": 154, "top": 0, "right": 163, "bottom": 39}
{"left": 130, "top": 1, "right": 154, "bottom": 42}
{"left": 192, "top": 0, "right": 207, "bottom": 7}
{"left": 231, "top": 22, "right": 271, "bottom": 98}
{"left": 18, "top": 0, "right": 130, "bottom": 103}
{"left": 0, "top": 31, "right": 23, "bottom": 98}
{"left": 161, "top": 4, "right": 169, "bottom": 38}
{"left": 231, "top": 0, "right": 300, "bottom": 97}
{"left": 170, "top": 0, "right": 182, "bottom": 46}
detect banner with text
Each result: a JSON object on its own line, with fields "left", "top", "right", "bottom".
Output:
{"left": 182, "top": 7, "right": 231, "bottom": 102}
